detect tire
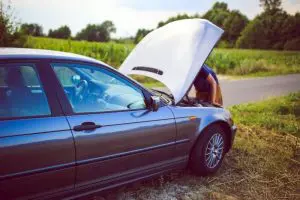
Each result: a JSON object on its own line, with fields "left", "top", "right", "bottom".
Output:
{"left": 190, "top": 125, "right": 227, "bottom": 176}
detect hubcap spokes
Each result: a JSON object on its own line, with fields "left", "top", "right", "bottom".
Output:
{"left": 205, "top": 133, "right": 224, "bottom": 169}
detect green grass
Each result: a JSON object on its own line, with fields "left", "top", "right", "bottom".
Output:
{"left": 24, "top": 37, "right": 300, "bottom": 84}
{"left": 143, "top": 82, "right": 164, "bottom": 88}
{"left": 230, "top": 92, "right": 300, "bottom": 137}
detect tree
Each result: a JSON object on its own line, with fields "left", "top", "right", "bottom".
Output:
{"left": 284, "top": 38, "right": 300, "bottom": 51}
{"left": 48, "top": 25, "right": 71, "bottom": 39}
{"left": 203, "top": 2, "right": 248, "bottom": 45}
{"left": 157, "top": 14, "right": 195, "bottom": 28}
{"left": 236, "top": 10, "right": 296, "bottom": 50}
{"left": 260, "top": 0, "right": 282, "bottom": 13}
{"left": 212, "top": 2, "right": 228, "bottom": 10}
{"left": 75, "top": 20, "right": 116, "bottom": 42}
{"left": 133, "top": 13, "right": 199, "bottom": 43}
{"left": 134, "top": 28, "right": 152, "bottom": 44}
{"left": 202, "top": 2, "right": 230, "bottom": 27}
{"left": 283, "top": 12, "right": 300, "bottom": 50}
{"left": 0, "top": 0, "right": 18, "bottom": 46}
{"left": 236, "top": 0, "right": 300, "bottom": 50}
{"left": 20, "top": 23, "right": 43, "bottom": 36}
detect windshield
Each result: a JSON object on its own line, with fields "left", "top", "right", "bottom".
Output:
{"left": 151, "top": 89, "right": 173, "bottom": 105}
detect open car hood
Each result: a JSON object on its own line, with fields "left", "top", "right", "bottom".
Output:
{"left": 119, "top": 19, "right": 224, "bottom": 104}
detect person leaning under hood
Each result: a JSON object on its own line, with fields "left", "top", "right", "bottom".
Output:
{"left": 194, "top": 64, "right": 223, "bottom": 106}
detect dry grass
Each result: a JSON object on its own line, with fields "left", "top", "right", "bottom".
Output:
{"left": 206, "top": 125, "right": 300, "bottom": 200}
{"left": 92, "top": 94, "right": 300, "bottom": 200}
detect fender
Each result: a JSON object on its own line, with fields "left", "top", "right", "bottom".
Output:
{"left": 168, "top": 106, "right": 233, "bottom": 154}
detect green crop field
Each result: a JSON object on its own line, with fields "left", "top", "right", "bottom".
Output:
{"left": 24, "top": 36, "right": 135, "bottom": 67}
{"left": 24, "top": 37, "right": 300, "bottom": 81}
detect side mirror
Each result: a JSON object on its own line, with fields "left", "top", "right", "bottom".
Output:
{"left": 151, "top": 96, "right": 160, "bottom": 112}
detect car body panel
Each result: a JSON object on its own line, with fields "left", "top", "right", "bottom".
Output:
{"left": 66, "top": 106, "right": 177, "bottom": 187}
{"left": 119, "top": 19, "right": 224, "bottom": 104}
{"left": 0, "top": 117, "right": 75, "bottom": 199}
{"left": 170, "top": 105, "right": 234, "bottom": 156}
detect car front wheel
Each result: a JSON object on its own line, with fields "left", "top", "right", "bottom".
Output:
{"left": 190, "top": 125, "right": 227, "bottom": 176}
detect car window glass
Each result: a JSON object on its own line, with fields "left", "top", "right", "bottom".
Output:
{"left": 52, "top": 63, "right": 146, "bottom": 113}
{"left": 21, "top": 66, "right": 42, "bottom": 87}
{"left": 0, "top": 64, "right": 51, "bottom": 119}
{"left": 53, "top": 66, "right": 77, "bottom": 87}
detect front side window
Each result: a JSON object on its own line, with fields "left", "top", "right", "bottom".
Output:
{"left": 52, "top": 63, "right": 146, "bottom": 113}
{"left": 0, "top": 64, "right": 51, "bottom": 119}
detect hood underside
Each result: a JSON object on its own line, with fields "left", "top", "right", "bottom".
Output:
{"left": 119, "top": 19, "right": 224, "bottom": 104}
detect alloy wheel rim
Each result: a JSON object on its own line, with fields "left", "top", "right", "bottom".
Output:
{"left": 205, "top": 133, "right": 224, "bottom": 169}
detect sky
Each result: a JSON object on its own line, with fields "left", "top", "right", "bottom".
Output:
{"left": 7, "top": 0, "right": 300, "bottom": 38}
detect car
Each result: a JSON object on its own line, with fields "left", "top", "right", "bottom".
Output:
{"left": 0, "top": 19, "right": 236, "bottom": 199}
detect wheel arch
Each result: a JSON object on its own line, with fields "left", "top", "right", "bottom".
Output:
{"left": 190, "top": 120, "right": 232, "bottom": 158}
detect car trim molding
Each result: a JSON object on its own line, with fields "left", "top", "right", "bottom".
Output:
{"left": 0, "top": 162, "right": 76, "bottom": 181}
{"left": 1, "top": 139, "right": 190, "bottom": 180}
{"left": 77, "top": 139, "right": 190, "bottom": 166}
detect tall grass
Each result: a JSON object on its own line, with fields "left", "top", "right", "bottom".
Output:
{"left": 24, "top": 37, "right": 300, "bottom": 77}
{"left": 24, "top": 36, "right": 134, "bottom": 67}
{"left": 206, "top": 48, "right": 300, "bottom": 75}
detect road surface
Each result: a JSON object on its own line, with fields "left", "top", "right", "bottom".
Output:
{"left": 159, "top": 74, "right": 300, "bottom": 107}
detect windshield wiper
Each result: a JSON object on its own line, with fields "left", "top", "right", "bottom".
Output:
{"left": 151, "top": 89, "right": 173, "bottom": 99}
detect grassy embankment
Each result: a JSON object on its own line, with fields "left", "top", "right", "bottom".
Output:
{"left": 24, "top": 37, "right": 300, "bottom": 86}
{"left": 99, "top": 93, "right": 300, "bottom": 200}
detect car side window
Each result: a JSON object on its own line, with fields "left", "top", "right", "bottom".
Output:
{"left": 53, "top": 66, "right": 77, "bottom": 87}
{"left": 52, "top": 63, "right": 147, "bottom": 113}
{"left": 0, "top": 64, "right": 51, "bottom": 119}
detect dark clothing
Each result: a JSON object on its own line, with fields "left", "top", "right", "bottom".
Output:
{"left": 194, "top": 64, "right": 218, "bottom": 92}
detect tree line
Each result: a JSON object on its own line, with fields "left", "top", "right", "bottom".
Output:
{"left": 19, "top": 21, "right": 116, "bottom": 42}
{"left": 1, "top": 0, "right": 299, "bottom": 50}
{"left": 135, "top": 0, "right": 300, "bottom": 50}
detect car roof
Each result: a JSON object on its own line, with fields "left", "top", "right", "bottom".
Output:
{"left": 0, "top": 48, "right": 109, "bottom": 66}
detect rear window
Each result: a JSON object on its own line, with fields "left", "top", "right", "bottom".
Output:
{"left": 0, "top": 63, "right": 51, "bottom": 119}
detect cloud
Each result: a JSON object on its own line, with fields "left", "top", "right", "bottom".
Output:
{"left": 8, "top": 0, "right": 300, "bottom": 38}
{"left": 282, "top": 0, "right": 300, "bottom": 15}
{"left": 10, "top": 0, "right": 196, "bottom": 37}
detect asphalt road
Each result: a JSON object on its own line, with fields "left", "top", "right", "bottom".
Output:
{"left": 159, "top": 74, "right": 300, "bottom": 107}
{"left": 220, "top": 74, "right": 300, "bottom": 106}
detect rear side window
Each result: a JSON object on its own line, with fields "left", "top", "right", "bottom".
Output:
{"left": 0, "top": 63, "right": 51, "bottom": 119}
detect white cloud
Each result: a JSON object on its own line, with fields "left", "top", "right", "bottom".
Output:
{"left": 8, "top": 0, "right": 300, "bottom": 38}
{"left": 10, "top": 0, "right": 195, "bottom": 37}
{"left": 282, "top": 0, "right": 300, "bottom": 15}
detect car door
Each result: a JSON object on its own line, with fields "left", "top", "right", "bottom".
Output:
{"left": 0, "top": 61, "right": 75, "bottom": 199}
{"left": 51, "top": 61, "right": 178, "bottom": 188}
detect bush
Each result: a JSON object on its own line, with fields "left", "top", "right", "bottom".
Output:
{"left": 217, "top": 40, "right": 233, "bottom": 48}
{"left": 233, "top": 59, "right": 271, "bottom": 75}
{"left": 284, "top": 38, "right": 300, "bottom": 51}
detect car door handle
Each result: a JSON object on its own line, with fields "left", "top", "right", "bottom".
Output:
{"left": 73, "top": 122, "right": 102, "bottom": 131}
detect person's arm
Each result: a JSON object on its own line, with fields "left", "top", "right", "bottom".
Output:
{"left": 206, "top": 74, "right": 218, "bottom": 104}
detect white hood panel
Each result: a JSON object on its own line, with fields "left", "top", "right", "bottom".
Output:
{"left": 119, "top": 19, "right": 224, "bottom": 104}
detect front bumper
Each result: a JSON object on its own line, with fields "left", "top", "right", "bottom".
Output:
{"left": 228, "top": 125, "right": 237, "bottom": 151}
